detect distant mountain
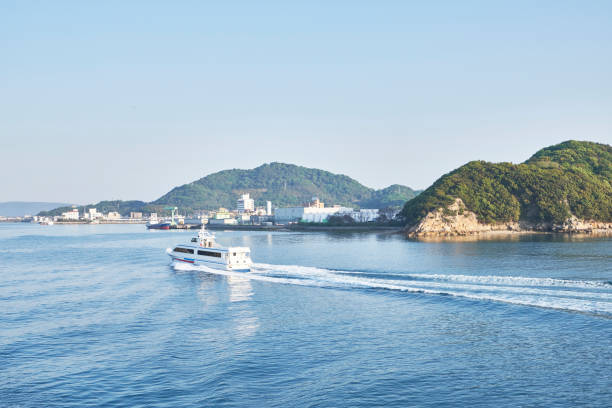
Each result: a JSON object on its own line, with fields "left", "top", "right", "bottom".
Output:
{"left": 400, "top": 141, "right": 612, "bottom": 230}
{"left": 0, "top": 202, "right": 72, "bottom": 217}
{"left": 153, "top": 162, "right": 419, "bottom": 210}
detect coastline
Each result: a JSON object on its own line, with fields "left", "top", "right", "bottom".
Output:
{"left": 404, "top": 198, "right": 612, "bottom": 240}
{"left": 406, "top": 229, "right": 612, "bottom": 242}
{"left": 206, "top": 224, "right": 402, "bottom": 233}
{"left": 6, "top": 220, "right": 611, "bottom": 239}
{"left": 1, "top": 220, "right": 402, "bottom": 234}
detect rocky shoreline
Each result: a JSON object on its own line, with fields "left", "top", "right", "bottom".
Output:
{"left": 405, "top": 199, "right": 612, "bottom": 238}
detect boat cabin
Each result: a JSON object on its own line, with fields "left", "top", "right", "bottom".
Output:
{"left": 168, "top": 227, "right": 251, "bottom": 271}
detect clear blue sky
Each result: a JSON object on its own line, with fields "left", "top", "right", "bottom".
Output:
{"left": 1, "top": 1, "right": 611, "bottom": 204}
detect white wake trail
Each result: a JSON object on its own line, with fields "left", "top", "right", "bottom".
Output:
{"left": 173, "top": 262, "right": 612, "bottom": 316}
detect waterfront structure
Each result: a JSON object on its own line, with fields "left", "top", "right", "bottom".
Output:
{"left": 39, "top": 217, "right": 53, "bottom": 225}
{"left": 266, "top": 201, "right": 272, "bottom": 216}
{"left": 274, "top": 206, "right": 378, "bottom": 224}
{"left": 251, "top": 214, "right": 273, "bottom": 225}
{"left": 84, "top": 208, "right": 102, "bottom": 221}
{"left": 61, "top": 208, "right": 79, "bottom": 220}
{"left": 213, "top": 208, "right": 231, "bottom": 220}
{"left": 237, "top": 213, "right": 251, "bottom": 224}
{"left": 237, "top": 194, "right": 255, "bottom": 213}
{"left": 130, "top": 212, "right": 143, "bottom": 219}
{"left": 254, "top": 207, "right": 268, "bottom": 216}
{"left": 182, "top": 217, "right": 203, "bottom": 227}
{"left": 344, "top": 209, "right": 379, "bottom": 223}
{"left": 106, "top": 211, "right": 121, "bottom": 220}
{"left": 208, "top": 218, "right": 238, "bottom": 225}
{"left": 274, "top": 206, "right": 353, "bottom": 223}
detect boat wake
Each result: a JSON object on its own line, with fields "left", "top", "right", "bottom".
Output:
{"left": 172, "top": 262, "right": 612, "bottom": 316}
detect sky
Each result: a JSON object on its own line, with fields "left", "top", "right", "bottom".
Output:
{"left": 1, "top": 0, "right": 611, "bottom": 204}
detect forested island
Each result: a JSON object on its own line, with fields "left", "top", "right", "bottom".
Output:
{"left": 400, "top": 141, "right": 612, "bottom": 236}
{"left": 154, "top": 163, "right": 419, "bottom": 210}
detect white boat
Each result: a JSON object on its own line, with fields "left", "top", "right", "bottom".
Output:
{"left": 39, "top": 219, "right": 54, "bottom": 225}
{"left": 167, "top": 226, "right": 252, "bottom": 272}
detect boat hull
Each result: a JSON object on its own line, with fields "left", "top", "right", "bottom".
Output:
{"left": 147, "top": 223, "right": 171, "bottom": 230}
{"left": 168, "top": 253, "right": 250, "bottom": 272}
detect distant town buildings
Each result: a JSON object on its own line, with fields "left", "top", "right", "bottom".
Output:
{"left": 236, "top": 213, "right": 251, "bottom": 224}
{"left": 7, "top": 190, "right": 388, "bottom": 227}
{"left": 213, "top": 208, "right": 231, "bottom": 220}
{"left": 84, "top": 208, "right": 103, "bottom": 221}
{"left": 343, "top": 209, "right": 379, "bottom": 223}
{"left": 237, "top": 194, "right": 255, "bottom": 213}
{"left": 209, "top": 217, "right": 238, "bottom": 225}
{"left": 308, "top": 197, "right": 324, "bottom": 208}
{"left": 61, "top": 208, "right": 80, "bottom": 220}
{"left": 274, "top": 205, "right": 351, "bottom": 223}
{"left": 271, "top": 195, "right": 379, "bottom": 224}
{"left": 3, "top": 208, "right": 176, "bottom": 225}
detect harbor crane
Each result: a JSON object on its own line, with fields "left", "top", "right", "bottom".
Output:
{"left": 164, "top": 206, "right": 178, "bottom": 225}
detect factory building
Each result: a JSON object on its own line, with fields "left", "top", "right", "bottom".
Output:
{"left": 274, "top": 206, "right": 353, "bottom": 223}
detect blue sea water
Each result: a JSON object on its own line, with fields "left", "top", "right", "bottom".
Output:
{"left": 1, "top": 223, "right": 611, "bottom": 407}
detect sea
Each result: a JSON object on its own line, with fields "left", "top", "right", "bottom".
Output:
{"left": 1, "top": 223, "right": 611, "bottom": 407}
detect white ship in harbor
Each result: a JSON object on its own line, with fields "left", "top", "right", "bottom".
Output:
{"left": 167, "top": 226, "right": 252, "bottom": 272}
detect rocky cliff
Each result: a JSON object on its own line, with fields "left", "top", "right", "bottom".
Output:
{"left": 401, "top": 141, "right": 612, "bottom": 237}
{"left": 406, "top": 198, "right": 612, "bottom": 237}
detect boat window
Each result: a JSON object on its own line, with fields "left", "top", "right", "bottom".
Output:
{"left": 233, "top": 252, "right": 236, "bottom": 256}
{"left": 174, "top": 247, "right": 194, "bottom": 254}
{"left": 197, "top": 250, "right": 222, "bottom": 258}
{"left": 191, "top": 238, "right": 197, "bottom": 242}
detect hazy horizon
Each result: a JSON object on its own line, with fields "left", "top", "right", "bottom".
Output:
{"left": 2, "top": 1, "right": 611, "bottom": 203}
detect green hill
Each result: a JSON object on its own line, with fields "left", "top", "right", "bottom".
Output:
{"left": 358, "top": 184, "right": 421, "bottom": 208}
{"left": 400, "top": 141, "right": 612, "bottom": 227}
{"left": 39, "top": 163, "right": 419, "bottom": 216}
{"left": 153, "top": 162, "right": 418, "bottom": 210}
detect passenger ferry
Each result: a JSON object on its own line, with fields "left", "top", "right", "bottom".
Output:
{"left": 167, "top": 227, "right": 252, "bottom": 272}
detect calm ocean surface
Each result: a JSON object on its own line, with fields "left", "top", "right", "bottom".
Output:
{"left": 1, "top": 223, "right": 611, "bottom": 407}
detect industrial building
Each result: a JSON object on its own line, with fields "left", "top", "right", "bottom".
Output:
{"left": 274, "top": 206, "right": 353, "bottom": 223}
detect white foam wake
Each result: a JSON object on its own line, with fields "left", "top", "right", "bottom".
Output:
{"left": 172, "top": 262, "right": 612, "bottom": 316}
